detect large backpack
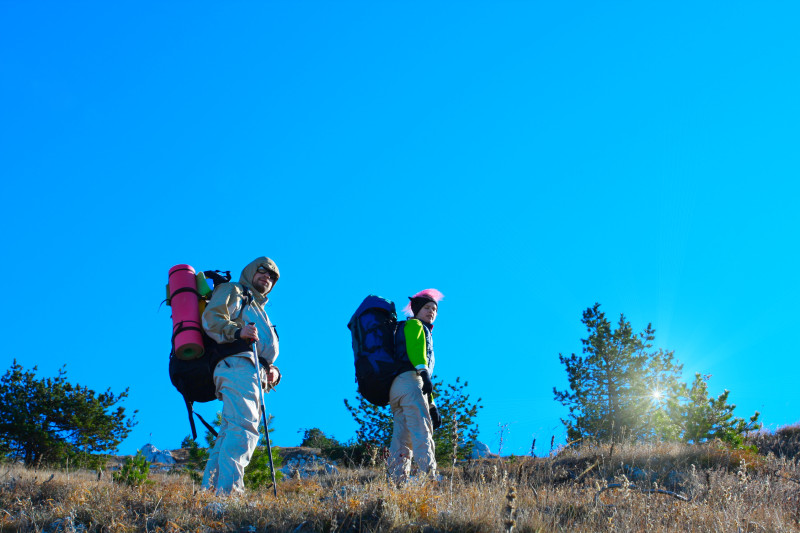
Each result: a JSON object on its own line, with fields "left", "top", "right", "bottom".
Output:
{"left": 347, "top": 295, "right": 405, "bottom": 406}
{"left": 166, "top": 268, "right": 253, "bottom": 440}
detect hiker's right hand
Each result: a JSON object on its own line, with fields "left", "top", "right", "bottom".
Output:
{"left": 240, "top": 324, "right": 259, "bottom": 342}
{"left": 418, "top": 369, "right": 433, "bottom": 395}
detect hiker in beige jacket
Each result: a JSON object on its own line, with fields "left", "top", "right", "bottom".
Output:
{"left": 201, "top": 257, "right": 281, "bottom": 495}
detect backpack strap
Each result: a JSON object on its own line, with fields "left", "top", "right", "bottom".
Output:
{"left": 239, "top": 286, "right": 252, "bottom": 315}
{"left": 170, "top": 282, "right": 248, "bottom": 355}
{"left": 168, "top": 286, "right": 201, "bottom": 301}
{"left": 205, "top": 284, "right": 255, "bottom": 367}
{"left": 170, "top": 320, "right": 204, "bottom": 355}
{"left": 184, "top": 398, "right": 219, "bottom": 441}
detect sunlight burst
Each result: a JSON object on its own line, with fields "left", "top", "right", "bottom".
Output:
{"left": 651, "top": 390, "right": 662, "bottom": 401}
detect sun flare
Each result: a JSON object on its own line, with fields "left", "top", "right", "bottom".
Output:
{"left": 651, "top": 390, "right": 662, "bottom": 400}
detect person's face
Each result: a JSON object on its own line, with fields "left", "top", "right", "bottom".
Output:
{"left": 415, "top": 301, "right": 438, "bottom": 324}
{"left": 252, "top": 265, "right": 276, "bottom": 294}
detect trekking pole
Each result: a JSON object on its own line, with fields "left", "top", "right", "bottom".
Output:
{"left": 251, "top": 328, "right": 278, "bottom": 497}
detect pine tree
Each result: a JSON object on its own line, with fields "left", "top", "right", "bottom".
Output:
{"left": 0, "top": 360, "right": 137, "bottom": 467}
{"left": 430, "top": 377, "right": 482, "bottom": 462}
{"left": 342, "top": 396, "right": 394, "bottom": 447}
{"left": 554, "top": 304, "right": 760, "bottom": 445}
{"left": 682, "top": 373, "right": 760, "bottom": 446}
{"left": 244, "top": 413, "right": 283, "bottom": 489}
{"left": 553, "top": 303, "right": 683, "bottom": 442}
{"left": 299, "top": 427, "right": 341, "bottom": 449}
{"left": 202, "top": 411, "right": 282, "bottom": 488}
{"left": 180, "top": 436, "right": 209, "bottom": 483}
{"left": 344, "top": 376, "right": 482, "bottom": 463}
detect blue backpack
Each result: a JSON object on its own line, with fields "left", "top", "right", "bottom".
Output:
{"left": 347, "top": 295, "right": 405, "bottom": 406}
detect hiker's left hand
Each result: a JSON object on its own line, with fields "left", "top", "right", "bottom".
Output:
{"left": 418, "top": 369, "right": 433, "bottom": 395}
{"left": 261, "top": 365, "right": 281, "bottom": 391}
{"left": 429, "top": 405, "right": 442, "bottom": 430}
{"left": 267, "top": 365, "right": 281, "bottom": 386}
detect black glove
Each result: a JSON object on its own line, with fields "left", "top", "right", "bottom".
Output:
{"left": 418, "top": 369, "right": 433, "bottom": 395}
{"left": 429, "top": 404, "right": 442, "bottom": 430}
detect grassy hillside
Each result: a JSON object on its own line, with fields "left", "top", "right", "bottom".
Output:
{"left": 1, "top": 438, "right": 799, "bottom": 532}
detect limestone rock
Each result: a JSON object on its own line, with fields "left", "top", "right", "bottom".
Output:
{"left": 140, "top": 443, "right": 176, "bottom": 464}
{"left": 470, "top": 441, "right": 492, "bottom": 459}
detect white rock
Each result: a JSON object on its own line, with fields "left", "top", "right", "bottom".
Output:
{"left": 280, "top": 452, "right": 338, "bottom": 478}
{"left": 470, "top": 441, "right": 492, "bottom": 459}
{"left": 140, "top": 443, "right": 176, "bottom": 464}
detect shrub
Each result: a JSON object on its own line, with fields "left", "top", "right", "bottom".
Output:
{"left": 180, "top": 436, "right": 209, "bottom": 484}
{"left": 244, "top": 445, "right": 283, "bottom": 489}
{"left": 299, "top": 428, "right": 362, "bottom": 463}
{"left": 113, "top": 450, "right": 150, "bottom": 487}
{"left": 344, "top": 376, "right": 482, "bottom": 464}
{"left": 300, "top": 428, "right": 341, "bottom": 450}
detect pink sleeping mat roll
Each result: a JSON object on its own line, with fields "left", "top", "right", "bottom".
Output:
{"left": 168, "top": 264, "right": 205, "bottom": 360}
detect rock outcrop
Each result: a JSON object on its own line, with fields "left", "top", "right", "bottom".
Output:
{"left": 470, "top": 440, "right": 493, "bottom": 459}
{"left": 140, "top": 443, "right": 176, "bottom": 464}
{"left": 279, "top": 448, "right": 338, "bottom": 478}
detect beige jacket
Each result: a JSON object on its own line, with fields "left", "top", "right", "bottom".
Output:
{"left": 201, "top": 257, "right": 279, "bottom": 366}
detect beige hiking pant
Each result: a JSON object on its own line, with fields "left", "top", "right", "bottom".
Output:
{"left": 202, "top": 355, "right": 262, "bottom": 495}
{"left": 388, "top": 371, "right": 436, "bottom": 482}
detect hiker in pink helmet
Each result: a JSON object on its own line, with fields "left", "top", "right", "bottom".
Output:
{"left": 388, "top": 288, "right": 444, "bottom": 483}
{"left": 201, "top": 257, "right": 281, "bottom": 495}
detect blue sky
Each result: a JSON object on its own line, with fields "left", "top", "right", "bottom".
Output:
{"left": 1, "top": 1, "right": 797, "bottom": 457}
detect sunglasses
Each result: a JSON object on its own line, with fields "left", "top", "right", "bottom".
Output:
{"left": 257, "top": 265, "right": 277, "bottom": 280}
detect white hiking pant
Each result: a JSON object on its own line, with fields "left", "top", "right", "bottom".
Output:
{"left": 388, "top": 371, "right": 437, "bottom": 482}
{"left": 202, "top": 355, "right": 262, "bottom": 495}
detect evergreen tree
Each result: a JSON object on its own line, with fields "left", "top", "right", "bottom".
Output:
{"left": 180, "top": 436, "right": 209, "bottom": 484}
{"left": 299, "top": 427, "right": 341, "bottom": 449}
{"left": 430, "top": 377, "right": 482, "bottom": 462}
{"left": 244, "top": 432, "right": 283, "bottom": 489}
{"left": 344, "top": 376, "right": 482, "bottom": 463}
{"left": 682, "top": 373, "right": 760, "bottom": 446}
{"left": 553, "top": 304, "right": 683, "bottom": 442}
{"left": 0, "top": 360, "right": 136, "bottom": 467}
{"left": 554, "top": 304, "right": 760, "bottom": 445}
{"left": 203, "top": 411, "right": 282, "bottom": 488}
{"left": 342, "top": 397, "right": 393, "bottom": 447}
{"left": 297, "top": 427, "right": 359, "bottom": 462}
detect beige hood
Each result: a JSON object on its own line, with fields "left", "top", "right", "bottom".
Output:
{"left": 239, "top": 256, "right": 280, "bottom": 299}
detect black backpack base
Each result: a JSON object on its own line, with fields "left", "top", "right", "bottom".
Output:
{"left": 355, "top": 356, "right": 396, "bottom": 406}
{"left": 169, "top": 332, "right": 256, "bottom": 440}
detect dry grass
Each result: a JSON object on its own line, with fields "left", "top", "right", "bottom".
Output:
{"left": 751, "top": 424, "right": 800, "bottom": 460}
{"left": 1, "top": 441, "right": 799, "bottom": 532}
